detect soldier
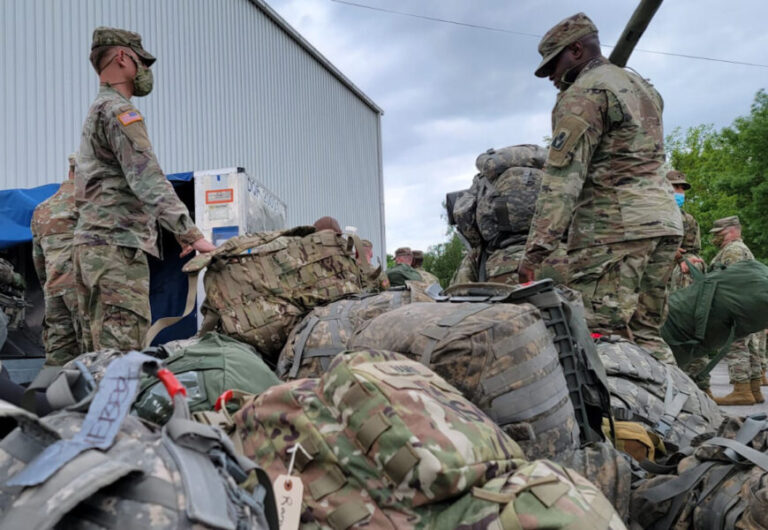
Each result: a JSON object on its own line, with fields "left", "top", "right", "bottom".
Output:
{"left": 31, "top": 154, "right": 82, "bottom": 365}
{"left": 667, "top": 170, "right": 705, "bottom": 292}
{"left": 360, "top": 238, "right": 390, "bottom": 291}
{"left": 518, "top": 13, "right": 683, "bottom": 363}
{"left": 75, "top": 27, "right": 215, "bottom": 352}
{"left": 412, "top": 250, "right": 440, "bottom": 285}
{"left": 386, "top": 247, "right": 422, "bottom": 287}
{"left": 700, "top": 216, "right": 763, "bottom": 405}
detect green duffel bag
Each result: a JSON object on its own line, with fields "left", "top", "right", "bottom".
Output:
{"left": 661, "top": 259, "right": 768, "bottom": 371}
{"left": 134, "top": 332, "right": 280, "bottom": 424}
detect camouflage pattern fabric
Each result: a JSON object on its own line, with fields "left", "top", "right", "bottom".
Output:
{"left": 630, "top": 415, "right": 768, "bottom": 529}
{"left": 596, "top": 337, "right": 723, "bottom": 450}
{"left": 233, "top": 349, "right": 524, "bottom": 528}
{"left": 434, "top": 459, "right": 627, "bottom": 529}
{"left": 523, "top": 57, "right": 683, "bottom": 269}
{"left": 0, "top": 258, "right": 26, "bottom": 331}
{"left": 452, "top": 188, "right": 483, "bottom": 247}
{"left": 184, "top": 226, "right": 365, "bottom": 360}
{"left": 73, "top": 245, "right": 150, "bottom": 352}
{"left": 474, "top": 144, "right": 547, "bottom": 180}
{"left": 75, "top": 84, "right": 203, "bottom": 257}
{"left": 31, "top": 180, "right": 81, "bottom": 365}
{"left": 669, "top": 252, "right": 705, "bottom": 293}
{"left": 277, "top": 282, "right": 434, "bottom": 379}
{"left": 451, "top": 249, "right": 479, "bottom": 285}
{"left": 483, "top": 245, "right": 524, "bottom": 285}
{"left": 350, "top": 302, "right": 581, "bottom": 459}
{"left": 753, "top": 331, "right": 768, "bottom": 371}
{"left": 451, "top": 245, "right": 568, "bottom": 286}
{"left": 680, "top": 209, "right": 701, "bottom": 254}
{"left": 569, "top": 236, "right": 680, "bottom": 363}
{"left": 415, "top": 267, "right": 440, "bottom": 286}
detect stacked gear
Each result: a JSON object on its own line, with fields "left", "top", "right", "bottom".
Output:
{"left": 631, "top": 414, "right": 768, "bottom": 529}
{"left": 596, "top": 337, "right": 723, "bottom": 451}
{"left": 0, "top": 257, "right": 26, "bottom": 332}
{"left": 448, "top": 144, "right": 547, "bottom": 284}
{"left": 233, "top": 349, "right": 525, "bottom": 528}
{"left": 277, "top": 282, "right": 434, "bottom": 379}
{"left": 0, "top": 351, "right": 278, "bottom": 529}
{"left": 350, "top": 294, "right": 582, "bottom": 459}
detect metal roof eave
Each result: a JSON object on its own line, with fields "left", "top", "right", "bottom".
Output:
{"left": 247, "top": 0, "right": 384, "bottom": 116}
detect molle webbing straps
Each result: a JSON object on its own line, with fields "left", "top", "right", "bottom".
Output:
{"left": 419, "top": 303, "right": 491, "bottom": 364}
{"left": 654, "top": 370, "right": 690, "bottom": 438}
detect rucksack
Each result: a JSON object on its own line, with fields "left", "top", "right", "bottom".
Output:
{"left": 630, "top": 414, "right": 768, "bottom": 529}
{"left": 163, "top": 226, "right": 368, "bottom": 359}
{"left": 350, "top": 298, "right": 581, "bottom": 459}
{"left": 232, "top": 349, "right": 524, "bottom": 528}
{"left": 474, "top": 144, "right": 547, "bottom": 180}
{"left": 597, "top": 337, "right": 724, "bottom": 451}
{"left": 0, "top": 351, "right": 278, "bottom": 529}
{"left": 277, "top": 283, "right": 434, "bottom": 379}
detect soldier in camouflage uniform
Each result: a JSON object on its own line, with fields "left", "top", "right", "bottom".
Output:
{"left": 412, "top": 249, "right": 440, "bottom": 285}
{"left": 666, "top": 170, "right": 705, "bottom": 292}
{"left": 519, "top": 13, "right": 683, "bottom": 363}
{"left": 74, "top": 28, "right": 215, "bottom": 352}
{"left": 360, "top": 238, "right": 389, "bottom": 291}
{"left": 31, "top": 154, "right": 82, "bottom": 365}
{"left": 386, "top": 247, "right": 423, "bottom": 287}
{"left": 694, "top": 216, "right": 764, "bottom": 405}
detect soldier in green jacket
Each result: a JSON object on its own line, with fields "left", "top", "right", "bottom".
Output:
{"left": 74, "top": 27, "right": 215, "bottom": 352}
{"left": 31, "top": 154, "right": 81, "bottom": 365}
{"left": 519, "top": 13, "right": 683, "bottom": 363}
{"left": 386, "top": 247, "right": 423, "bottom": 287}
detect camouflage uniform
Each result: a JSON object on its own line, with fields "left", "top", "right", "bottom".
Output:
{"left": 522, "top": 14, "right": 683, "bottom": 362}
{"left": 0, "top": 258, "right": 25, "bottom": 333}
{"left": 31, "top": 179, "right": 81, "bottom": 365}
{"left": 75, "top": 28, "right": 203, "bottom": 352}
{"left": 669, "top": 209, "right": 704, "bottom": 292}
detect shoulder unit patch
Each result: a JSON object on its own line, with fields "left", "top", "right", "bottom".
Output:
{"left": 117, "top": 110, "right": 143, "bottom": 126}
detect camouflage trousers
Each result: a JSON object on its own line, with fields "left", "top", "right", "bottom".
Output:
{"left": 568, "top": 236, "right": 680, "bottom": 363}
{"left": 74, "top": 245, "right": 151, "bottom": 352}
{"left": 43, "top": 289, "right": 81, "bottom": 366}
{"left": 686, "top": 334, "right": 763, "bottom": 388}
{"left": 451, "top": 244, "right": 568, "bottom": 287}
{"left": 752, "top": 331, "right": 767, "bottom": 371}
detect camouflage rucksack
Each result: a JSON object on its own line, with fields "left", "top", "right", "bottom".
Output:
{"left": 173, "top": 226, "right": 368, "bottom": 359}
{"left": 434, "top": 459, "right": 627, "bottom": 529}
{"left": 596, "top": 337, "right": 723, "bottom": 450}
{"left": 350, "top": 300, "right": 581, "bottom": 459}
{"left": 0, "top": 351, "right": 278, "bottom": 529}
{"left": 474, "top": 144, "right": 547, "bottom": 180}
{"left": 0, "top": 257, "right": 26, "bottom": 331}
{"left": 277, "top": 282, "right": 434, "bottom": 379}
{"left": 233, "top": 349, "right": 524, "bottom": 528}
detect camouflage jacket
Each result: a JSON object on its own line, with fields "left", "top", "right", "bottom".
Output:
{"left": 680, "top": 209, "right": 701, "bottom": 254}
{"left": 415, "top": 267, "right": 440, "bottom": 285}
{"left": 524, "top": 58, "right": 682, "bottom": 265}
{"left": 710, "top": 238, "right": 754, "bottom": 270}
{"left": 75, "top": 85, "right": 203, "bottom": 257}
{"left": 31, "top": 180, "right": 77, "bottom": 296}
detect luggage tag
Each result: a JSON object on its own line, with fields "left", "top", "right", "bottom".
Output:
{"left": 274, "top": 443, "right": 310, "bottom": 530}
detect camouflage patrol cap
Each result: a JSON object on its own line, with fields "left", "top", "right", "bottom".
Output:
{"left": 394, "top": 247, "right": 412, "bottom": 258}
{"left": 535, "top": 13, "right": 598, "bottom": 77}
{"left": 666, "top": 170, "right": 691, "bottom": 190}
{"left": 91, "top": 26, "right": 156, "bottom": 66}
{"left": 709, "top": 216, "right": 741, "bottom": 233}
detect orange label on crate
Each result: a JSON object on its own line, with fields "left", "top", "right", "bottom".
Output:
{"left": 205, "top": 189, "right": 234, "bottom": 204}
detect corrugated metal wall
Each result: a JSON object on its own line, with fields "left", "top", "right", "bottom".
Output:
{"left": 0, "top": 0, "right": 386, "bottom": 259}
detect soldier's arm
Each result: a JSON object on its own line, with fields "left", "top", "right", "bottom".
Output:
{"left": 31, "top": 235, "right": 46, "bottom": 287}
{"left": 106, "top": 106, "right": 204, "bottom": 247}
{"left": 523, "top": 91, "right": 608, "bottom": 267}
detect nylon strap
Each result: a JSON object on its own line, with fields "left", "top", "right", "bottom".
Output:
{"left": 308, "top": 465, "right": 347, "bottom": 500}
{"left": 705, "top": 437, "right": 768, "bottom": 472}
{"left": 289, "top": 315, "right": 320, "bottom": 378}
{"left": 143, "top": 271, "right": 199, "bottom": 348}
{"left": 419, "top": 303, "right": 491, "bottom": 364}
{"left": 384, "top": 444, "right": 420, "bottom": 484}
{"left": 654, "top": 369, "right": 690, "bottom": 438}
{"left": 327, "top": 502, "right": 370, "bottom": 530}
{"left": 641, "top": 461, "right": 718, "bottom": 503}
{"left": 8, "top": 351, "right": 160, "bottom": 487}
{"left": 357, "top": 412, "right": 391, "bottom": 453}
{"left": 20, "top": 365, "right": 71, "bottom": 412}
{"left": 723, "top": 413, "right": 768, "bottom": 461}
{"left": 699, "top": 472, "right": 744, "bottom": 530}
{"left": 696, "top": 328, "right": 736, "bottom": 379}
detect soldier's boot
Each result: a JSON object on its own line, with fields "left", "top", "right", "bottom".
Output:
{"left": 751, "top": 379, "right": 765, "bottom": 404}
{"left": 713, "top": 382, "right": 756, "bottom": 406}
{"left": 761, "top": 370, "right": 768, "bottom": 386}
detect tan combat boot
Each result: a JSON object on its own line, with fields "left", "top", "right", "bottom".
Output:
{"left": 713, "top": 382, "right": 756, "bottom": 406}
{"left": 762, "top": 370, "right": 768, "bottom": 386}
{"left": 751, "top": 379, "right": 765, "bottom": 403}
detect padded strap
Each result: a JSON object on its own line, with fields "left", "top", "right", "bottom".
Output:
{"left": 654, "top": 369, "right": 691, "bottom": 438}
{"left": 144, "top": 272, "right": 199, "bottom": 348}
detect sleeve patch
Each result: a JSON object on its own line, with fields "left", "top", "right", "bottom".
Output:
{"left": 547, "top": 114, "right": 591, "bottom": 168}
{"left": 117, "top": 110, "right": 143, "bottom": 126}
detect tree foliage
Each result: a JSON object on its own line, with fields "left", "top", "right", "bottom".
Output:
{"left": 666, "top": 89, "right": 768, "bottom": 263}
{"left": 422, "top": 231, "right": 465, "bottom": 288}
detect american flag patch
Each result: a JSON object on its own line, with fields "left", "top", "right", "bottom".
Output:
{"left": 117, "top": 110, "right": 143, "bottom": 126}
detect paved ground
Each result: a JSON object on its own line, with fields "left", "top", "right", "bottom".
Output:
{"left": 711, "top": 361, "right": 768, "bottom": 416}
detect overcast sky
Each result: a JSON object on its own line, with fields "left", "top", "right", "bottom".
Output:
{"left": 268, "top": 0, "right": 768, "bottom": 254}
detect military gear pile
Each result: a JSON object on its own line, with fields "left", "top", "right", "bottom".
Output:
{"left": 350, "top": 300, "right": 581, "bottom": 459}
{"left": 233, "top": 349, "right": 525, "bottom": 528}
{"left": 277, "top": 282, "right": 434, "bottom": 379}
{"left": 0, "top": 257, "right": 26, "bottom": 331}
{"left": 597, "top": 337, "right": 723, "bottom": 450}
{"left": 181, "top": 226, "right": 368, "bottom": 359}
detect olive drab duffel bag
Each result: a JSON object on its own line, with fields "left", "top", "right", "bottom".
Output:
{"left": 596, "top": 336, "right": 723, "bottom": 451}
{"left": 277, "top": 282, "right": 434, "bottom": 379}
{"left": 630, "top": 414, "right": 768, "bottom": 529}
{"left": 146, "top": 226, "right": 372, "bottom": 359}
{"left": 232, "top": 349, "right": 525, "bottom": 529}
{"left": 0, "top": 351, "right": 278, "bottom": 529}
{"left": 349, "top": 298, "right": 581, "bottom": 459}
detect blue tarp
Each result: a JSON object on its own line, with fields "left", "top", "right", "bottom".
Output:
{"left": 0, "top": 184, "right": 59, "bottom": 249}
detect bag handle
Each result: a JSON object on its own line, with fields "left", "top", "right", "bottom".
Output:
{"left": 143, "top": 271, "right": 200, "bottom": 348}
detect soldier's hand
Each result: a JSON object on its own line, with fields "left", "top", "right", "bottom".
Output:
{"left": 675, "top": 248, "right": 686, "bottom": 262}
{"left": 180, "top": 237, "right": 217, "bottom": 257}
{"left": 518, "top": 262, "right": 536, "bottom": 284}
{"left": 680, "top": 260, "right": 689, "bottom": 274}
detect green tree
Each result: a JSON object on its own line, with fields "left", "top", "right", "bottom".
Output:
{"left": 422, "top": 231, "right": 466, "bottom": 288}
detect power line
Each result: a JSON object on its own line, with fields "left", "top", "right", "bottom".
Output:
{"left": 330, "top": 0, "right": 768, "bottom": 69}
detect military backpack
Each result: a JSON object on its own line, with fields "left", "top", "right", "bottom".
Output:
{"left": 0, "top": 257, "right": 26, "bottom": 331}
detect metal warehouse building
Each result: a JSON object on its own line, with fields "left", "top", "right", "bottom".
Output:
{"left": 0, "top": 0, "right": 386, "bottom": 258}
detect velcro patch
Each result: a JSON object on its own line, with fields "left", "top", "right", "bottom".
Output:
{"left": 547, "top": 114, "right": 590, "bottom": 168}
{"left": 117, "top": 110, "right": 143, "bottom": 126}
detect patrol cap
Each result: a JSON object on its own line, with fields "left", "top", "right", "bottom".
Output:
{"left": 91, "top": 26, "right": 156, "bottom": 67}
{"left": 361, "top": 239, "right": 373, "bottom": 248}
{"left": 394, "top": 247, "right": 412, "bottom": 258}
{"left": 313, "top": 216, "right": 342, "bottom": 234}
{"left": 412, "top": 249, "right": 424, "bottom": 267}
{"left": 666, "top": 170, "right": 691, "bottom": 190}
{"left": 535, "top": 13, "right": 598, "bottom": 78}
{"left": 68, "top": 153, "right": 77, "bottom": 168}
{"left": 709, "top": 216, "right": 741, "bottom": 233}
{"left": 412, "top": 250, "right": 424, "bottom": 259}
